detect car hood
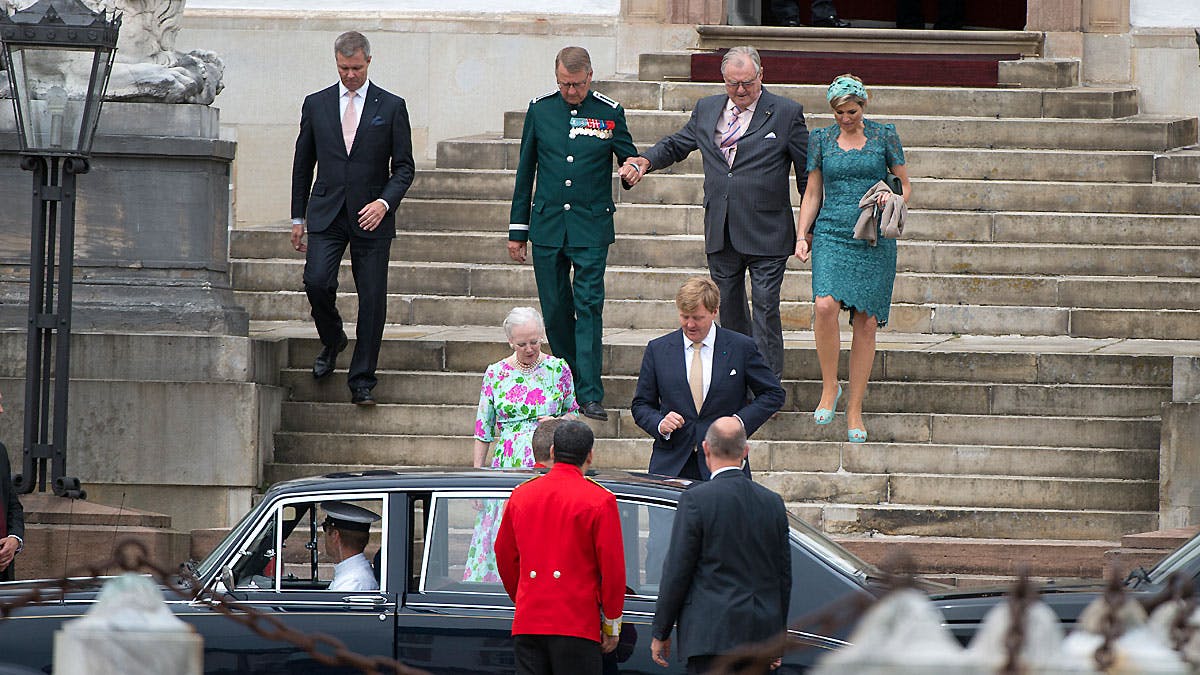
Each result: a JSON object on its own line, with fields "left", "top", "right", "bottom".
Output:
{"left": 927, "top": 581, "right": 1154, "bottom": 628}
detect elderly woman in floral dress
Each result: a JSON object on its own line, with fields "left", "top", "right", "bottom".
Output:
{"left": 463, "top": 306, "right": 578, "bottom": 582}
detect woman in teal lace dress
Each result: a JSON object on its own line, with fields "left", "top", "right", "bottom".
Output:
{"left": 795, "top": 75, "right": 911, "bottom": 444}
{"left": 463, "top": 306, "right": 578, "bottom": 582}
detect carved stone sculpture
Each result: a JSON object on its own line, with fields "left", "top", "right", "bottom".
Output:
{"left": 0, "top": 0, "right": 223, "bottom": 104}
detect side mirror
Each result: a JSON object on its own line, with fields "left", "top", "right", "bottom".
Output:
{"left": 220, "top": 566, "right": 236, "bottom": 594}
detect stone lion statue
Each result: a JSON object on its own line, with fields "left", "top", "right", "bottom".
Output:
{"left": 0, "top": 0, "right": 223, "bottom": 104}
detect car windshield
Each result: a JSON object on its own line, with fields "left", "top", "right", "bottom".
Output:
{"left": 194, "top": 502, "right": 267, "bottom": 580}
{"left": 1145, "top": 530, "right": 1200, "bottom": 586}
{"left": 785, "top": 511, "right": 883, "bottom": 581}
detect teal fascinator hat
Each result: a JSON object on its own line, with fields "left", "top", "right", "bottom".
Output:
{"left": 826, "top": 76, "right": 867, "bottom": 102}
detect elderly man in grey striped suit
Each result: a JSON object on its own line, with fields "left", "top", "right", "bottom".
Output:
{"left": 620, "top": 46, "right": 808, "bottom": 380}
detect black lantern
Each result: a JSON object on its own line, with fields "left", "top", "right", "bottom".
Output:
{"left": 1, "top": 0, "right": 120, "bottom": 498}
{"left": 1, "top": 0, "right": 120, "bottom": 157}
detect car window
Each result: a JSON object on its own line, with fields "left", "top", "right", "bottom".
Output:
{"left": 416, "top": 492, "right": 677, "bottom": 602}
{"left": 226, "top": 495, "right": 386, "bottom": 591}
{"left": 617, "top": 499, "right": 676, "bottom": 598}
{"left": 421, "top": 494, "right": 509, "bottom": 595}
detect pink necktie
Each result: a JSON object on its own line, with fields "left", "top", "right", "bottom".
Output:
{"left": 342, "top": 90, "right": 358, "bottom": 154}
{"left": 719, "top": 105, "right": 744, "bottom": 167}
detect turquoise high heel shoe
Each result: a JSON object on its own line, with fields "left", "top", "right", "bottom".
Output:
{"left": 847, "top": 427, "right": 868, "bottom": 443}
{"left": 813, "top": 386, "right": 842, "bottom": 425}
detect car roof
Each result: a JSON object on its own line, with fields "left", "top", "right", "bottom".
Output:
{"left": 265, "top": 468, "right": 694, "bottom": 501}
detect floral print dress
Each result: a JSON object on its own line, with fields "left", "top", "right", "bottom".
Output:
{"left": 463, "top": 356, "right": 578, "bottom": 582}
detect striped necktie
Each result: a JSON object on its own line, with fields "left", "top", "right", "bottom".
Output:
{"left": 719, "top": 105, "right": 744, "bottom": 166}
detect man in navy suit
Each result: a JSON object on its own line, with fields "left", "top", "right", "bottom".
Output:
{"left": 651, "top": 417, "right": 791, "bottom": 673}
{"left": 623, "top": 46, "right": 807, "bottom": 381}
{"left": 631, "top": 276, "right": 784, "bottom": 481}
{"left": 291, "top": 31, "right": 415, "bottom": 405}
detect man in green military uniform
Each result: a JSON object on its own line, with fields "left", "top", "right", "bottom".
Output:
{"left": 507, "top": 46, "right": 639, "bottom": 421}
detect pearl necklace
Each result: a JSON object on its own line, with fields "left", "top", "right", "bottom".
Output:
{"left": 511, "top": 355, "right": 541, "bottom": 374}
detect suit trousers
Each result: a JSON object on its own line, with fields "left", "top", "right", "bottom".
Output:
{"left": 769, "top": 0, "right": 836, "bottom": 24}
{"left": 531, "top": 243, "right": 608, "bottom": 405}
{"left": 706, "top": 236, "right": 787, "bottom": 381}
{"left": 513, "top": 634, "right": 601, "bottom": 675}
{"left": 303, "top": 209, "right": 392, "bottom": 391}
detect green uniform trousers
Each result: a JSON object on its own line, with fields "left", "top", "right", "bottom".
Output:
{"left": 532, "top": 243, "right": 607, "bottom": 405}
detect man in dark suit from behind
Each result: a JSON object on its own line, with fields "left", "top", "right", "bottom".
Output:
{"left": 0, "top": 392, "right": 25, "bottom": 582}
{"left": 622, "top": 46, "right": 808, "bottom": 381}
{"left": 291, "top": 30, "right": 415, "bottom": 406}
{"left": 631, "top": 276, "right": 784, "bottom": 481}
{"left": 651, "top": 417, "right": 791, "bottom": 673}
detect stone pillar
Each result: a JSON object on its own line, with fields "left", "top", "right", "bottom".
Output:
{"left": 662, "top": 0, "right": 726, "bottom": 24}
{"left": 1160, "top": 357, "right": 1200, "bottom": 529}
{"left": 1081, "top": 0, "right": 1132, "bottom": 84}
{"left": 1026, "top": 0, "right": 1084, "bottom": 58}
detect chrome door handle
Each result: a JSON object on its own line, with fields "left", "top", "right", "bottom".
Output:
{"left": 343, "top": 595, "right": 388, "bottom": 606}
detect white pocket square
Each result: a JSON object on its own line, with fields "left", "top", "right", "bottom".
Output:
{"left": 764, "top": 132, "right": 777, "bottom": 139}
{"left": 730, "top": 369, "right": 737, "bottom": 375}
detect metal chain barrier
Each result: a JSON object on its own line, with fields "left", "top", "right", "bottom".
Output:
{"left": 0, "top": 539, "right": 429, "bottom": 675}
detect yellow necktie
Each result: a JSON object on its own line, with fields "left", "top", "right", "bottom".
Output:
{"left": 690, "top": 341, "right": 704, "bottom": 412}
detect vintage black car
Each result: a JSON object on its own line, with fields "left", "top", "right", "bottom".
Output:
{"left": 0, "top": 469, "right": 908, "bottom": 673}
{"left": 936, "top": 528, "right": 1200, "bottom": 644}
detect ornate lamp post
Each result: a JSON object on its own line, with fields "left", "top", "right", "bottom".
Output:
{"left": 1, "top": 0, "right": 120, "bottom": 497}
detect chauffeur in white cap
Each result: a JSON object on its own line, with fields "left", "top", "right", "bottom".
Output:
{"left": 322, "top": 501, "right": 381, "bottom": 592}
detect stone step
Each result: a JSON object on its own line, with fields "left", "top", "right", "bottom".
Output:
{"left": 279, "top": 369, "right": 1168, "bottom": 419}
{"left": 272, "top": 332, "right": 1176, "bottom": 387}
{"left": 438, "top": 135, "right": 1157, "bottom": 183}
{"left": 801, "top": 502, "right": 1157, "bottom": 540}
{"left": 836, "top": 535, "right": 1119, "bottom": 578}
{"left": 232, "top": 259, "right": 1200, "bottom": 312}
{"left": 233, "top": 229, "right": 1200, "bottom": 279}
{"left": 276, "top": 403, "right": 1160, "bottom": 450}
{"left": 273, "top": 432, "right": 1157, "bottom": 481}
{"left": 502, "top": 110, "right": 1197, "bottom": 152}
{"left": 588, "top": 80, "right": 1138, "bottom": 119}
{"left": 235, "top": 288, "right": 1200, "bottom": 340}
{"left": 234, "top": 207, "right": 1200, "bottom": 250}
{"left": 405, "top": 169, "right": 1200, "bottom": 217}
{"left": 258, "top": 461, "right": 1156, "bottom": 540}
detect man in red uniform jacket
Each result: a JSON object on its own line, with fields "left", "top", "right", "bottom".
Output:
{"left": 495, "top": 419, "right": 625, "bottom": 675}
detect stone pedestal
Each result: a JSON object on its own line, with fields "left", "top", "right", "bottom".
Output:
{"left": 1160, "top": 400, "right": 1200, "bottom": 529}
{"left": 0, "top": 102, "right": 247, "bottom": 335}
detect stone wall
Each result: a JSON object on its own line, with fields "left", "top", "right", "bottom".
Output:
{"left": 175, "top": 9, "right": 695, "bottom": 226}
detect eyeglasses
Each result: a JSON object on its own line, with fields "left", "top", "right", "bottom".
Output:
{"left": 557, "top": 79, "right": 589, "bottom": 90}
{"left": 723, "top": 78, "right": 760, "bottom": 91}
{"left": 513, "top": 339, "right": 544, "bottom": 349}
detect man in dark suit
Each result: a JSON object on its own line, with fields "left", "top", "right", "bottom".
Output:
{"left": 650, "top": 417, "right": 791, "bottom": 673}
{"left": 623, "top": 45, "right": 807, "bottom": 382}
{"left": 631, "top": 276, "right": 784, "bottom": 481}
{"left": 0, "top": 393, "right": 25, "bottom": 582}
{"left": 291, "top": 30, "right": 415, "bottom": 405}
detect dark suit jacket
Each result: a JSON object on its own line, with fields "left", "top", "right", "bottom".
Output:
{"left": 291, "top": 81, "right": 415, "bottom": 239}
{"left": 652, "top": 469, "right": 792, "bottom": 660}
{"left": 640, "top": 88, "right": 808, "bottom": 256}
{"left": 631, "top": 327, "right": 784, "bottom": 479}
{"left": 1, "top": 443, "right": 25, "bottom": 582}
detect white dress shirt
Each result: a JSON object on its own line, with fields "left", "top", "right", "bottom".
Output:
{"left": 328, "top": 552, "right": 379, "bottom": 592}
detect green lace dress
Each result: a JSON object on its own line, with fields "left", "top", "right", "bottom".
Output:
{"left": 808, "top": 119, "right": 906, "bottom": 326}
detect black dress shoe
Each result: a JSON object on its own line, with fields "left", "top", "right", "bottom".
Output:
{"left": 581, "top": 401, "right": 608, "bottom": 421}
{"left": 351, "top": 388, "right": 376, "bottom": 406}
{"left": 312, "top": 333, "right": 349, "bottom": 379}
{"left": 813, "top": 16, "right": 851, "bottom": 27}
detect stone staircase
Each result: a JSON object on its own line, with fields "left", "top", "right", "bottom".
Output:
{"left": 231, "top": 59, "right": 1200, "bottom": 577}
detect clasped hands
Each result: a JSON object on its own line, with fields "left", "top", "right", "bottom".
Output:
{"left": 619, "top": 157, "right": 650, "bottom": 187}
